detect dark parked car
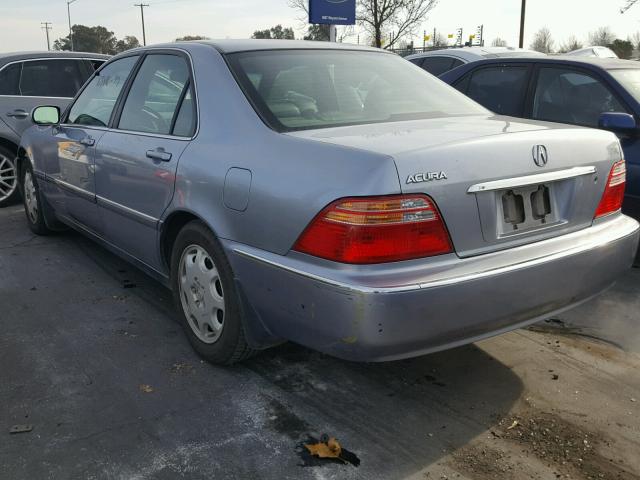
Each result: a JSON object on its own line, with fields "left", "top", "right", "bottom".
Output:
{"left": 440, "top": 57, "right": 640, "bottom": 220}
{"left": 0, "top": 51, "right": 108, "bottom": 207}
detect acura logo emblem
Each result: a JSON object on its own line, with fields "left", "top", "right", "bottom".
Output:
{"left": 532, "top": 145, "right": 548, "bottom": 167}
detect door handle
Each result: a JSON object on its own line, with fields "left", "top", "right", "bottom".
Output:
{"left": 6, "top": 109, "right": 29, "bottom": 119}
{"left": 79, "top": 137, "right": 95, "bottom": 146}
{"left": 146, "top": 149, "right": 172, "bottom": 162}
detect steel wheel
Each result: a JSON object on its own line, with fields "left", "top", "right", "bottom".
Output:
{"left": 0, "top": 154, "right": 17, "bottom": 204}
{"left": 178, "top": 244, "right": 225, "bottom": 344}
{"left": 23, "top": 170, "right": 38, "bottom": 224}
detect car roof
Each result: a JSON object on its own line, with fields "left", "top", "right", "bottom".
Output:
{"left": 190, "top": 39, "right": 384, "bottom": 54}
{"left": 449, "top": 55, "right": 639, "bottom": 71}
{"left": 406, "top": 47, "right": 545, "bottom": 61}
{"left": 0, "top": 51, "right": 110, "bottom": 64}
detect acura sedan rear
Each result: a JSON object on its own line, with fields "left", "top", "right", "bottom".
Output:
{"left": 17, "top": 40, "right": 640, "bottom": 364}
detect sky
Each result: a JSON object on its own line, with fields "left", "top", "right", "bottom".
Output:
{"left": 0, "top": 0, "right": 640, "bottom": 53}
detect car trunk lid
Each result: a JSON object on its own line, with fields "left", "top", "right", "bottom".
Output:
{"left": 287, "top": 116, "right": 622, "bottom": 258}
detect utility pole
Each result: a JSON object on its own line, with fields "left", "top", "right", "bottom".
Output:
{"left": 519, "top": 0, "right": 526, "bottom": 48}
{"left": 41, "top": 22, "right": 52, "bottom": 51}
{"left": 134, "top": 4, "right": 149, "bottom": 46}
{"left": 67, "top": 0, "right": 78, "bottom": 51}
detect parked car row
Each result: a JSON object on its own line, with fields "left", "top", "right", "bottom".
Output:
{"left": 0, "top": 52, "right": 108, "bottom": 207}
{"left": 4, "top": 40, "right": 640, "bottom": 366}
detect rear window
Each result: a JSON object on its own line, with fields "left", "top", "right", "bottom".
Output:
{"left": 226, "top": 49, "right": 486, "bottom": 132}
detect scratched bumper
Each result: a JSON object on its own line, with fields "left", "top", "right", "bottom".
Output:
{"left": 224, "top": 214, "right": 639, "bottom": 362}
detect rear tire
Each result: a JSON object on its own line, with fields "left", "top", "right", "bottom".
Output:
{"left": 21, "top": 161, "right": 52, "bottom": 235}
{"left": 0, "top": 146, "right": 20, "bottom": 208}
{"left": 170, "top": 220, "right": 256, "bottom": 365}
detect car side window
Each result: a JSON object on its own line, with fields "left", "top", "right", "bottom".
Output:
{"left": 172, "top": 86, "right": 196, "bottom": 137}
{"left": 450, "top": 58, "right": 465, "bottom": 70}
{"left": 118, "top": 54, "right": 190, "bottom": 135}
{"left": 0, "top": 63, "right": 21, "bottom": 95}
{"left": 532, "top": 67, "right": 627, "bottom": 127}
{"left": 466, "top": 66, "right": 529, "bottom": 116}
{"left": 20, "top": 59, "right": 89, "bottom": 98}
{"left": 68, "top": 56, "right": 139, "bottom": 127}
{"left": 408, "top": 58, "right": 425, "bottom": 67}
{"left": 421, "top": 57, "right": 455, "bottom": 76}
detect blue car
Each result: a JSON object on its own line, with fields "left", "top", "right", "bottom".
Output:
{"left": 440, "top": 57, "right": 640, "bottom": 220}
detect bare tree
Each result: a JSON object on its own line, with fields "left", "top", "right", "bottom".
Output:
{"left": 631, "top": 31, "right": 640, "bottom": 52}
{"left": 491, "top": 37, "right": 507, "bottom": 47}
{"left": 530, "top": 27, "right": 554, "bottom": 53}
{"left": 432, "top": 31, "right": 448, "bottom": 47}
{"left": 359, "top": 0, "right": 438, "bottom": 49}
{"left": 558, "top": 35, "right": 583, "bottom": 53}
{"left": 588, "top": 26, "right": 615, "bottom": 46}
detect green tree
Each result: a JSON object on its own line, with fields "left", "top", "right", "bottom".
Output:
{"left": 251, "top": 25, "right": 295, "bottom": 40}
{"left": 53, "top": 25, "right": 118, "bottom": 54}
{"left": 304, "top": 24, "right": 330, "bottom": 41}
{"left": 115, "top": 35, "right": 140, "bottom": 53}
{"left": 610, "top": 39, "right": 634, "bottom": 59}
{"left": 175, "top": 35, "right": 210, "bottom": 41}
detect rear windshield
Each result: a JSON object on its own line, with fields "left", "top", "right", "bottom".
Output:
{"left": 226, "top": 49, "right": 486, "bottom": 132}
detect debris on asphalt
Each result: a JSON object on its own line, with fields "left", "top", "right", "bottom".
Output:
{"left": 507, "top": 420, "right": 519, "bottom": 430}
{"left": 9, "top": 424, "right": 33, "bottom": 434}
{"left": 552, "top": 374, "right": 559, "bottom": 380}
{"left": 170, "top": 362, "right": 194, "bottom": 374}
{"left": 139, "top": 384, "right": 154, "bottom": 393}
{"left": 299, "top": 435, "right": 360, "bottom": 467}
{"left": 305, "top": 436, "right": 343, "bottom": 461}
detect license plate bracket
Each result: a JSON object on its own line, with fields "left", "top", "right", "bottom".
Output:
{"left": 497, "top": 183, "right": 558, "bottom": 236}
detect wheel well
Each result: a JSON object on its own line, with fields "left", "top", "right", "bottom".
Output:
{"left": 161, "top": 211, "right": 200, "bottom": 268}
{"left": 0, "top": 138, "right": 19, "bottom": 157}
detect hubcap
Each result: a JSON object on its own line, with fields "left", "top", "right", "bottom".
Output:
{"left": 0, "top": 155, "right": 17, "bottom": 202}
{"left": 24, "top": 171, "right": 38, "bottom": 224}
{"left": 178, "top": 244, "right": 225, "bottom": 344}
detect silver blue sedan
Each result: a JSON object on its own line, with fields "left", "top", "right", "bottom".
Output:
{"left": 17, "top": 40, "right": 640, "bottom": 364}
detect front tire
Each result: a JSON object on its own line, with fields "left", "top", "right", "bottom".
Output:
{"left": 0, "top": 146, "right": 20, "bottom": 208}
{"left": 171, "top": 221, "right": 255, "bottom": 365}
{"left": 21, "top": 162, "right": 52, "bottom": 235}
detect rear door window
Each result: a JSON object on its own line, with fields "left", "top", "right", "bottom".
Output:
{"left": 118, "top": 54, "right": 190, "bottom": 135}
{"left": 67, "top": 56, "right": 138, "bottom": 127}
{"left": 408, "top": 57, "right": 425, "bottom": 67}
{"left": 421, "top": 56, "right": 457, "bottom": 76}
{"left": 532, "top": 67, "right": 627, "bottom": 127}
{"left": 0, "top": 63, "right": 21, "bottom": 95}
{"left": 20, "top": 59, "right": 91, "bottom": 97}
{"left": 465, "top": 65, "right": 530, "bottom": 116}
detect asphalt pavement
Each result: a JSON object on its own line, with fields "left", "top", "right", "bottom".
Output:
{"left": 1, "top": 203, "right": 639, "bottom": 480}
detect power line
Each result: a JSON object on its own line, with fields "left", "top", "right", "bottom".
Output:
{"left": 134, "top": 3, "right": 150, "bottom": 46}
{"left": 621, "top": 0, "right": 639, "bottom": 13}
{"left": 41, "top": 22, "right": 52, "bottom": 51}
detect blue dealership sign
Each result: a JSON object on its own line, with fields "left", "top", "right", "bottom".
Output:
{"left": 309, "top": 0, "right": 356, "bottom": 25}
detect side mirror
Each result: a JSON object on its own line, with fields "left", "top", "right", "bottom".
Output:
{"left": 32, "top": 106, "right": 60, "bottom": 125}
{"left": 598, "top": 112, "right": 637, "bottom": 134}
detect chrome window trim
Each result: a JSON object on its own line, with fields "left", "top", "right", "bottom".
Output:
{"left": 467, "top": 166, "right": 597, "bottom": 193}
{"left": 59, "top": 47, "right": 200, "bottom": 141}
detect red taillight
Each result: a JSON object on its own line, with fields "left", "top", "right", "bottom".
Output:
{"left": 595, "top": 160, "right": 626, "bottom": 219}
{"left": 293, "top": 195, "right": 453, "bottom": 264}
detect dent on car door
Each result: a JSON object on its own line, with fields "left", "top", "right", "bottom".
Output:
{"left": 94, "top": 52, "right": 195, "bottom": 271}
{"left": 47, "top": 56, "right": 139, "bottom": 233}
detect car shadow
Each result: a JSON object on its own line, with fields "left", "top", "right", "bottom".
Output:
{"left": 244, "top": 341, "right": 523, "bottom": 477}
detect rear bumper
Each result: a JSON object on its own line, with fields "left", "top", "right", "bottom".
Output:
{"left": 225, "top": 214, "right": 640, "bottom": 361}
